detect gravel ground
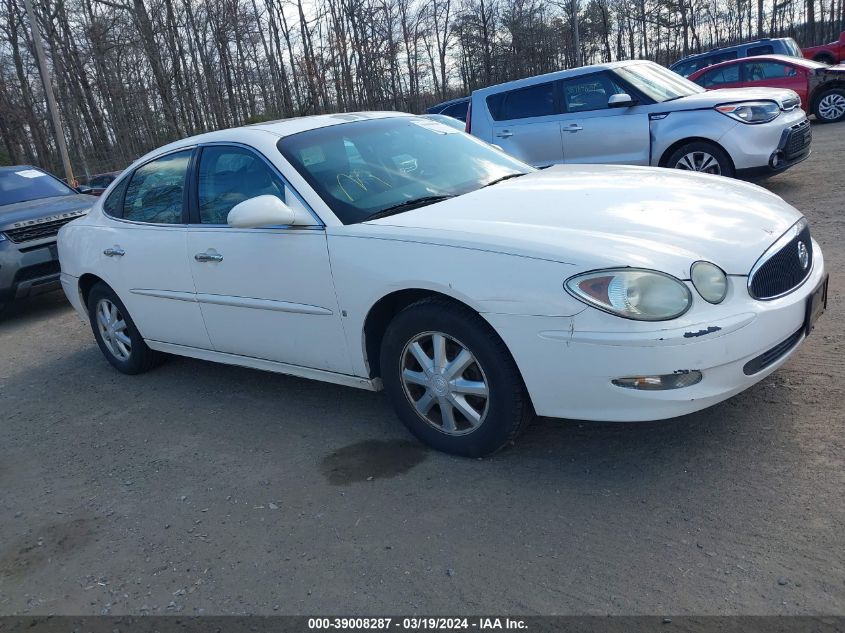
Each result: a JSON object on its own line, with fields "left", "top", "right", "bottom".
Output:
{"left": 1, "top": 122, "right": 843, "bottom": 617}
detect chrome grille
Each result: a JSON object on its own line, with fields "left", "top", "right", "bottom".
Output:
{"left": 748, "top": 220, "right": 813, "bottom": 300}
{"left": 2, "top": 216, "right": 77, "bottom": 243}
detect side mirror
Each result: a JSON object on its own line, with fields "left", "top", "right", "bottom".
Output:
{"left": 227, "top": 195, "right": 296, "bottom": 228}
{"left": 77, "top": 185, "right": 93, "bottom": 194}
{"left": 608, "top": 93, "right": 636, "bottom": 108}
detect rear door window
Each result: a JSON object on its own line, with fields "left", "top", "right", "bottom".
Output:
{"left": 697, "top": 64, "right": 741, "bottom": 87}
{"left": 490, "top": 82, "right": 557, "bottom": 121}
{"left": 122, "top": 150, "right": 192, "bottom": 224}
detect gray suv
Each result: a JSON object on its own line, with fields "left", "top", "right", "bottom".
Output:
{"left": 467, "top": 60, "right": 811, "bottom": 179}
{"left": 670, "top": 37, "right": 803, "bottom": 77}
{"left": 0, "top": 166, "right": 94, "bottom": 309}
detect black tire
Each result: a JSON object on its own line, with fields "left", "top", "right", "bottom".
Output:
{"left": 380, "top": 298, "right": 532, "bottom": 457}
{"left": 812, "top": 87, "right": 845, "bottom": 123}
{"left": 813, "top": 53, "right": 835, "bottom": 65}
{"left": 665, "top": 141, "right": 735, "bottom": 178}
{"left": 87, "top": 282, "right": 164, "bottom": 374}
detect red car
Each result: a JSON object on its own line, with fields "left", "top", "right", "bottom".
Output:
{"left": 803, "top": 30, "right": 845, "bottom": 65}
{"left": 689, "top": 54, "right": 845, "bottom": 123}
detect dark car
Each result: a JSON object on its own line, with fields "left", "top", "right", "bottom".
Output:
{"left": 425, "top": 97, "right": 470, "bottom": 122}
{"left": 0, "top": 166, "right": 95, "bottom": 308}
{"left": 670, "top": 37, "right": 803, "bottom": 77}
{"left": 689, "top": 54, "right": 845, "bottom": 123}
{"left": 83, "top": 171, "right": 122, "bottom": 196}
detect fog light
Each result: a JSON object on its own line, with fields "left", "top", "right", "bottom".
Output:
{"left": 612, "top": 371, "right": 702, "bottom": 391}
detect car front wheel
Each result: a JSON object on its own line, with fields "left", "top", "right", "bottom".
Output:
{"left": 380, "top": 298, "right": 532, "bottom": 457}
{"left": 813, "top": 88, "right": 845, "bottom": 123}
{"left": 87, "top": 282, "right": 163, "bottom": 374}
{"left": 666, "top": 141, "right": 734, "bottom": 177}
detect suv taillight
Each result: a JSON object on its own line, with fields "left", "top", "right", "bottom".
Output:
{"left": 465, "top": 101, "right": 472, "bottom": 134}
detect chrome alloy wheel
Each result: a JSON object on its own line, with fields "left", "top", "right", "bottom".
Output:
{"left": 400, "top": 331, "right": 490, "bottom": 435}
{"left": 96, "top": 298, "right": 131, "bottom": 361}
{"left": 674, "top": 151, "right": 722, "bottom": 175}
{"left": 818, "top": 93, "right": 845, "bottom": 121}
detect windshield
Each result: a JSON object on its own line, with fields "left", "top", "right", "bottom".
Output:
{"left": 613, "top": 62, "right": 705, "bottom": 102}
{"left": 277, "top": 117, "right": 533, "bottom": 224}
{"left": 0, "top": 168, "right": 76, "bottom": 207}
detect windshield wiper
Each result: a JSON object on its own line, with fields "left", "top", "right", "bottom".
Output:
{"left": 363, "top": 195, "right": 455, "bottom": 221}
{"left": 481, "top": 172, "right": 528, "bottom": 188}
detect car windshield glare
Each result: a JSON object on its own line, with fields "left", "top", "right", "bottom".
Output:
{"left": 277, "top": 117, "right": 533, "bottom": 224}
{"left": 613, "top": 63, "right": 704, "bottom": 102}
{"left": 0, "top": 168, "right": 76, "bottom": 207}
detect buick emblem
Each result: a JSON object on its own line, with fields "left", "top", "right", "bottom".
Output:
{"left": 797, "top": 241, "right": 809, "bottom": 270}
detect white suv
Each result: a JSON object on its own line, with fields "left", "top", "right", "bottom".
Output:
{"left": 467, "top": 60, "right": 811, "bottom": 178}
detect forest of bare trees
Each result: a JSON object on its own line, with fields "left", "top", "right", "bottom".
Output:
{"left": 1, "top": 0, "right": 843, "bottom": 178}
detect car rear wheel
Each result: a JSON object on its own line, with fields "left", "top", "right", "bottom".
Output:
{"left": 813, "top": 88, "right": 845, "bottom": 123}
{"left": 87, "top": 282, "right": 164, "bottom": 374}
{"left": 380, "top": 298, "right": 532, "bottom": 457}
{"left": 812, "top": 53, "right": 835, "bottom": 65}
{"left": 666, "top": 141, "right": 734, "bottom": 177}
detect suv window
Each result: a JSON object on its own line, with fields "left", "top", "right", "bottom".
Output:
{"left": 490, "top": 82, "right": 556, "bottom": 121}
{"left": 123, "top": 150, "right": 191, "bottom": 224}
{"left": 697, "top": 64, "right": 740, "bottom": 87}
{"left": 743, "top": 61, "right": 798, "bottom": 81}
{"left": 711, "top": 51, "right": 739, "bottom": 64}
{"left": 197, "top": 146, "right": 286, "bottom": 224}
{"left": 441, "top": 101, "right": 469, "bottom": 120}
{"left": 562, "top": 73, "right": 626, "bottom": 112}
{"left": 747, "top": 44, "right": 774, "bottom": 56}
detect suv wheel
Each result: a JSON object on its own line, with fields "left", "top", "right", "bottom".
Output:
{"left": 380, "top": 298, "right": 532, "bottom": 457}
{"left": 814, "top": 88, "right": 845, "bottom": 123}
{"left": 87, "top": 282, "right": 164, "bottom": 374}
{"left": 666, "top": 141, "right": 734, "bottom": 177}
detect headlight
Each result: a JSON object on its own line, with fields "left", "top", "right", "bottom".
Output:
{"left": 0, "top": 232, "right": 6, "bottom": 242}
{"left": 690, "top": 261, "right": 728, "bottom": 304}
{"left": 565, "top": 268, "right": 692, "bottom": 321}
{"left": 715, "top": 101, "right": 780, "bottom": 124}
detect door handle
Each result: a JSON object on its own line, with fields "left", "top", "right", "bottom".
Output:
{"left": 563, "top": 124, "right": 583, "bottom": 133}
{"left": 103, "top": 247, "right": 125, "bottom": 257}
{"left": 194, "top": 252, "right": 223, "bottom": 263}
{"left": 495, "top": 130, "right": 513, "bottom": 138}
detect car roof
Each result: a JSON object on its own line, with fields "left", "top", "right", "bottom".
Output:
{"left": 429, "top": 96, "right": 470, "bottom": 109}
{"left": 0, "top": 165, "right": 40, "bottom": 173}
{"left": 472, "top": 59, "right": 656, "bottom": 97}
{"left": 676, "top": 37, "right": 793, "bottom": 63}
{"left": 688, "top": 53, "right": 822, "bottom": 77}
{"left": 133, "top": 111, "right": 412, "bottom": 166}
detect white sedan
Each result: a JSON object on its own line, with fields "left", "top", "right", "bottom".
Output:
{"left": 58, "top": 112, "right": 828, "bottom": 457}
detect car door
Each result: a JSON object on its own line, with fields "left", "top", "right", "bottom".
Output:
{"left": 741, "top": 60, "right": 809, "bottom": 107}
{"left": 96, "top": 148, "right": 212, "bottom": 349}
{"left": 488, "top": 81, "right": 564, "bottom": 167}
{"left": 558, "top": 72, "right": 650, "bottom": 165}
{"left": 185, "top": 144, "right": 352, "bottom": 374}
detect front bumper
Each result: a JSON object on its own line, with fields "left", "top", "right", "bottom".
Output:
{"left": 0, "top": 237, "right": 62, "bottom": 302}
{"left": 720, "top": 108, "right": 810, "bottom": 173}
{"left": 736, "top": 117, "right": 812, "bottom": 178}
{"left": 484, "top": 245, "right": 826, "bottom": 422}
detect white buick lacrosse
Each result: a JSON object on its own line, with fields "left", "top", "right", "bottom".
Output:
{"left": 58, "top": 112, "right": 828, "bottom": 456}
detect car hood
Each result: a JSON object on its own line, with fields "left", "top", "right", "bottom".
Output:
{"left": 668, "top": 87, "right": 799, "bottom": 110}
{"left": 0, "top": 194, "right": 94, "bottom": 231}
{"left": 365, "top": 165, "right": 803, "bottom": 277}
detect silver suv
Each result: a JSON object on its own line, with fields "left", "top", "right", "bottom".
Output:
{"left": 467, "top": 60, "right": 811, "bottom": 178}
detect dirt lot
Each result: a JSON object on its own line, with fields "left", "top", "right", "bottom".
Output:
{"left": 1, "top": 123, "right": 844, "bottom": 617}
